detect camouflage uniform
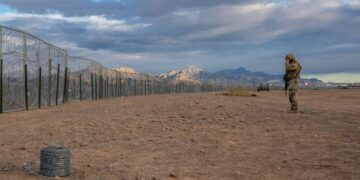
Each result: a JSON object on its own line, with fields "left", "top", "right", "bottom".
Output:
{"left": 285, "top": 53, "right": 302, "bottom": 112}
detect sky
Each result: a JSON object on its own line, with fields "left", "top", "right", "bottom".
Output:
{"left": 0, "top": 0, "right": 359, "bottom": 82}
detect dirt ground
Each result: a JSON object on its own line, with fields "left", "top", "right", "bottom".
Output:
{"left": 0, "top": 90, "right": 359, "bottom": 180}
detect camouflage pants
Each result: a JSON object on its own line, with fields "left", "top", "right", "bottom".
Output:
{"left": 288, "top": 79, "right": 298, "bottom": 111}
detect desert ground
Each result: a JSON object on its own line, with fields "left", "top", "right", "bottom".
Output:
{"left": 0, "top": 89, "right": 359, "bottom": 180}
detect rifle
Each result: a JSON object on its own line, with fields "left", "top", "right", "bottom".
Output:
{"left": 283, "top": 74, "right": 289, "bottom": 96}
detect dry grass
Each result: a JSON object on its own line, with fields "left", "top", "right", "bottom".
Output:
{"left": 222, "top": 89, "right": 258, "bottom": 97}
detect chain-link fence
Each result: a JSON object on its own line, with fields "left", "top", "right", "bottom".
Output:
{"left": 0, "top": 25, "right": 224, "bottom": 113}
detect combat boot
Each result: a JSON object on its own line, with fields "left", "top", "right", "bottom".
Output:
{"left": 288, "top": 105, "right": 298, "bottom": 113}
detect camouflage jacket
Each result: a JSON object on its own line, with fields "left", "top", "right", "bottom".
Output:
{"left": 285, "top": 59, "right": 302, "bottom": 80}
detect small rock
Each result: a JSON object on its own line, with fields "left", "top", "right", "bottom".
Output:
{"left": 79, "top": 142, "right": 88, "bottom": 147}
{"left": 0, "top": 162, "right": 15, "bottom": 171}
{"left": 199, "top": 150, "right": 206, "bottom": 154}
{"left": 169, "top": 173, "right": 178, "bottom": 178}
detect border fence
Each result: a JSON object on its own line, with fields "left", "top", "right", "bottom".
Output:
{"left": 0, "top": 25, "right": 224, "bottom": 113}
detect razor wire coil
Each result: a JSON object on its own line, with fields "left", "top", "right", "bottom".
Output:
{"left": 40, "top": 146, "right": 71, "bottom": 177}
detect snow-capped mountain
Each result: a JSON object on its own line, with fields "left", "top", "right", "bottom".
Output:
{"left": 113, "top": 67, "right": 137, "bottom": 74}
{"left": 158, "top": 65, "right": 203, "bottom": 83}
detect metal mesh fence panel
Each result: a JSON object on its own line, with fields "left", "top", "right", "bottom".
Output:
{"left": 1, "top": 27, "right": 25, "bottom": 112}
{"left": 26, "top": 35, "right": 40, "bottom": 109}
{"left": 38, "top": 43, "right": 50, "bottom": 108}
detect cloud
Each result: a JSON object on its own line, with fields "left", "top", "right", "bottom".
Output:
{"left": 0, "top": 0, "right": 359, "bottom": 75}
{"left": 0, "top": 12, "right": 151, "bottom": 32}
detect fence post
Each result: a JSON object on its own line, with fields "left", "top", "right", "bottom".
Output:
{"left": 111, "top": 77, "right": 113, "bottom": 99}
{"left": 106, "top": 76, "right": 109, "bottom": 99}
{"left": 66, "top": 68, "right": 70, "bottom": 102}
{"left": 134, "top": 79, "right": 137, "bottom": 96}
{"left": 48, "top": 46, "right": 52, "bottom": 106}
{"left": 101, "top": 75, "right": 104, "bottom": 99}
{"left": 102, "top": 75, "right": 105, "bottom": 99}
{"left": 66, "top": 55, "right": 69, "bottom": 102}
{"left": 144, "top": 79, "right": 147, "bottom": 96}
{"left": 0, "top": 58, "right": 2, "bottom": 113}
{"left": 124, "top": 79, "right": 127, "bottom": 96}
{"left": 116, "top": 77, "right": 119, "bottom": 97}
{"left": 0, "top": 27, "right": 3, "bottom": 113}
{"left": 103, "top": 75, "right": 106, "bottom": 99}
{"left": 110, "top": 77, "right": 112, "bottom": 99}
{"left": 149, "top": 80, "right": 152, "bottom": 95}
{"left": 104, "top": 75, "right": 106, "bottom": 99}
{"left": 79, "top": 73, "right": 82, "bottom": 101}
{"left": 118, "top": 77, "right": 121, "bottom": 97}
{"left": 120, "top": 78, "right": 123, "bottom": 97}
{"left": 23, "top": 32, "right": 29, "bottom": 110}
{"left": 121, "top": 79, "right": 126, "bottom": 96}
{"left": 95, "top": 73, "right": 98, "bottom": 100}
{"left": 143, "top": 80, "right": 145, "bottom": 96}
{"left": 91, "top": 73, "right": 94, "bottom": 100}
{"left": 121, "top": 78, "right": 124, "bottom": 97}
{"left": 99, "top": 75, "right": 101, "bottom": 99}
{"left": 116, "top": 77, "right": 119, "bottom": 98}
{"left": 63, "top": 67, "right": 68, "bottom": 103}
{"left": 100, "top": 74, "right": 102, "bottom": 99}
{"left": 113, "top": 77, "right": 116, "bottom": 98}
{"left": 55, "top": 63, "right": 60, "bottom": 105}
{"left": 98, "top": 74, "right": 100, "bottom": 99}
{"left": 37, "top": 44, "right": 42, "bottom": 108}
{"left": 24, "top": 64, "right": 28, "bottom": 110}
{"left": 38, "top": 67, "right": 42, "bottom": 108}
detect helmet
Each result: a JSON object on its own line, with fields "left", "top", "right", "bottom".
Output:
{"left": 285, "top": 53, "right": 295, "bottom": 60}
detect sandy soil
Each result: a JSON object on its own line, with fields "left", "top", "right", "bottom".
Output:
{"left": 0, "top": 90, "right": 359, "bottom": 180}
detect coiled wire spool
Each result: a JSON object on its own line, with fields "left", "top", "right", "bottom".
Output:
{"left": 39, "top": 146, "right": 71, "bottom": 177}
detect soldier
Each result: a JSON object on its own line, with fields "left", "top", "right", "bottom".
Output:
{"left": 284, "top": 53, "right": 302, "bottom": 113}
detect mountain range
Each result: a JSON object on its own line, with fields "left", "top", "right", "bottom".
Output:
{"left": 157, "top": 65, "right": 322, "bottom": 86}
{"left": 114, "top": 65, "right": 322, "bottom": 86}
